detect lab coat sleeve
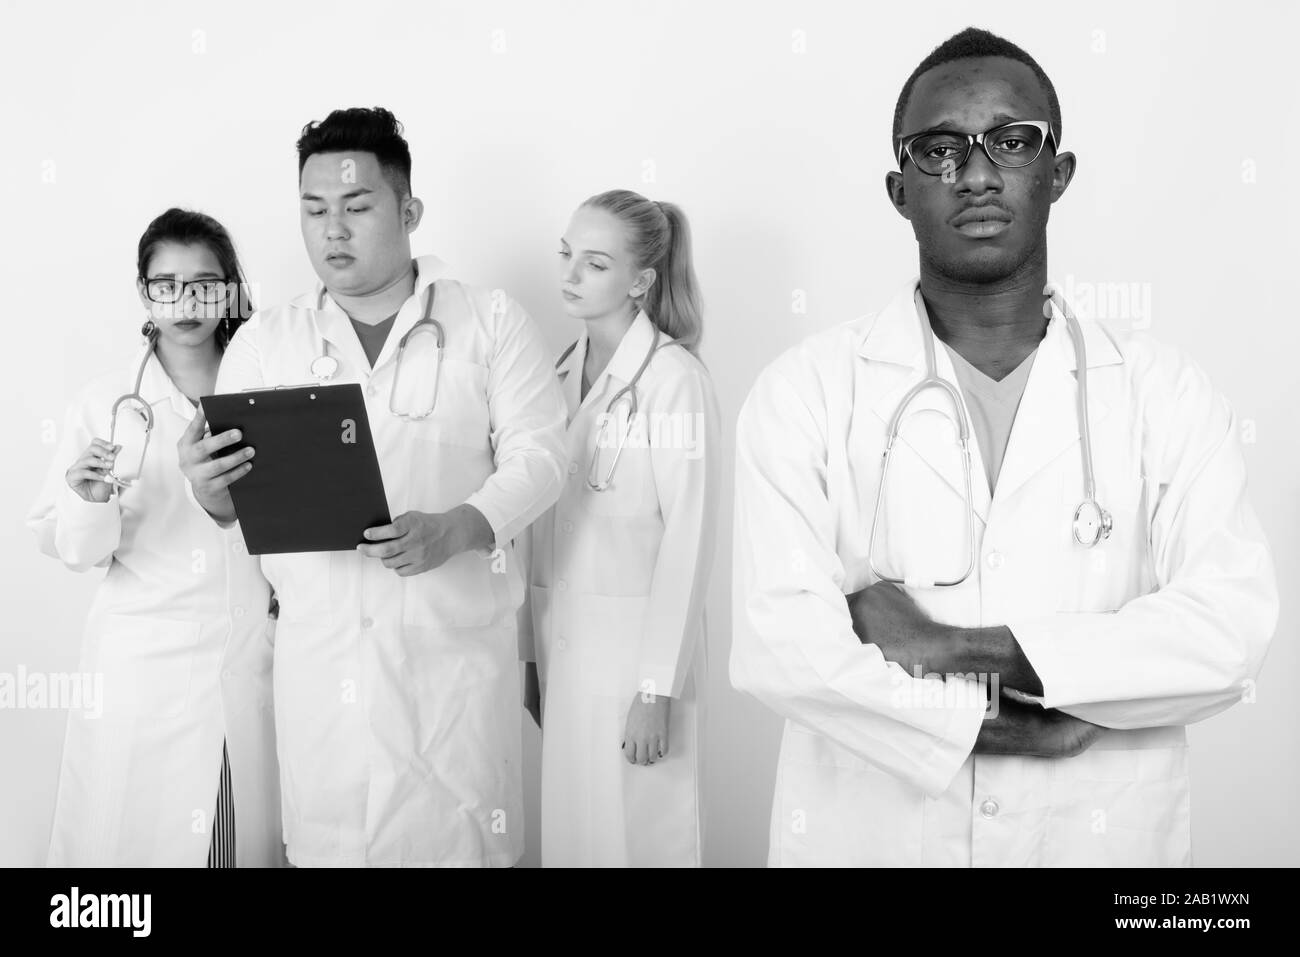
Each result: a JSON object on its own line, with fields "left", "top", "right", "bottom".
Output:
{"left": 182, "top": 317, "right": 266, "bottom": 529}
{"left": 27, "top": 394, "right": 123, "bottom": 572}
{"left": 730, "top": 363, "right": 986, "bottom": 799}
{"left": 462, "top": 296, "right": 568, "bottom": 550}
{"left": 212, "top": 318, "right": 265, "bottom": 394}
{"left": 1007, "top": 363, "right": 1278, "bottom": 728}
{"left": 636, "top": 366, "right": 720, "bottom": 699}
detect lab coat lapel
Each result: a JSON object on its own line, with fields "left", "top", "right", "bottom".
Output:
{"left": 369, "top": 256, "right": 452, "bottom": 374}
{"left": 601, "top": 311, "right": 659, "bottom": 390}
{"left": 993, "top": 299, "right": 1118, "bottom": 503}
{"left": 555, "top": 332, "right": 587, "bottom": 420}
{"left": 572, "top": 310, "right": 658, "bottom": 421}
{"left": 313, "top": 256, "right": 454, "bottom": 378}
{"left": 312, "top": 289, "right": 371, "bottom": 376}
{"left": 135, "top": 344, "right": 197, "bottom": 420}
{"left": 863, "top": 283, "right": 992, "bottom": 525}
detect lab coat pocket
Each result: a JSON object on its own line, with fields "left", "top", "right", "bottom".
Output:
{"left": 1049, "top": 743, "right": 1191, "bottom": 866}
{"left": 94, "top": 613, "right": 200, "bottom": 718}
{"left": 403, "top": 358, "right": 495, "bottom": 515}
{"left": 402, "top": 550, "right": 505, "bottom": 630}
{"left": 1056, "top": 473, "right": 1152, "bottom": 613}
{"left": 570, "top": 593, "right": 646, "bottom": 697}
{"left": 402, "top": 357, "right": 491, "bottom": 449}
{"left": 778, "top": 722, "right": 925, "bottom": 865}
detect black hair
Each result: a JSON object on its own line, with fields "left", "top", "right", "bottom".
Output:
{"left": 296, "top": 106, "right": 413, "bottom": 200}
{"left": 892, "top": 27, "right": 1062, "bottom": 150}
{"left": 136, "top": 207, "right": 254, "bottom": 351}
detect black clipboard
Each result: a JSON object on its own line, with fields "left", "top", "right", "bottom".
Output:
{"left": 200, "top": 384, "right": 391, "bottom": 555}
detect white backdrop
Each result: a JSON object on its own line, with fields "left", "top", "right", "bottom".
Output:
{"left": 2, "top": 0, "right": 1296, "bottom": 867}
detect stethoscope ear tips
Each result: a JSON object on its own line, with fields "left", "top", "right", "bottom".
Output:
{"left": 140, "top": 320, "right": 158, "bottom": 339}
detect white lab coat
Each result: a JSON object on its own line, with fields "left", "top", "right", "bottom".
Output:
{"left": 211, "top": 256, "right": 568, "bottom": 866}
{"left": 27, "top": 345, "right": 282, "bottom": 867}
{"left": 522, "top": 311, "right": 720, "bottom": 867}
{"left": 731, "top": 279, "right": 1278, "bottom": 867}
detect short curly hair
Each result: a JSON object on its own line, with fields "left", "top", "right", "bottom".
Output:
{"left": 892, "top": 28, "right": 1062, "bottom": 152}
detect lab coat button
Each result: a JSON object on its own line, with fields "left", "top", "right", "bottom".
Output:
{"left": 985, "top": 551, "right": 1005, "bottom": 570}
{"left": 557, "top": 580, "right": 567, "bottom": 591}
{"left": 232, "top": 541, "right": 244, "bottom": 554}
{"left": 222, "top": 670, "right": 234, "bottom": 680}
{"left": 557, "top": 637, "right": 568, "bottom": 651}
{"left": 233, "top": 606, "right": 244, "bottom": 618}
{"left": 568, "top": 462, "right": 579, "bottom": 475}
{"left": 563, "top": 521, "right": 574, "bottom": 533}
{"left": 980, "top": 798, "right": 1000, "bottom": 818}
{"left": 361, "top": 617, "right": 374, "bottom": 629}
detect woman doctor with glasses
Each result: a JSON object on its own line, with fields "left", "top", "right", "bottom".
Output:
{"left": 27, "top": 208, "right": 283, "bottom": 867}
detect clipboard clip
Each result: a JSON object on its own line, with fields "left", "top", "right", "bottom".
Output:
{"left": 240, "top": 383, "right": 324, "bottom": 393}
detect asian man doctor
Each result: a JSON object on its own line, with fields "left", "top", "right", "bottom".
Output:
{"left": 178, "top": 107, "right": 569, "bottom": 867}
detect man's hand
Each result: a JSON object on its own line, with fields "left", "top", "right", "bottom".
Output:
{"left": 975, "top": 695, "right": 1105, "bottom": 758}
{"left": 847, "top": 581, "right": 949, "bottom": 676}
{"left": 623, "top": 692, "right": 670, "bottom": 765}
{"left": 358, "top": 504, "right": 494, "bottom": 576}
{"left": 848, "top": 581, "right": 1046, "bottom": 695}
{"left": 177, "top": 409, "right": 251, "bottom": 525}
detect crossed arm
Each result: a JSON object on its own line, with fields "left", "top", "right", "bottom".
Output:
{"left": 846, "top": 582, "right": 1098, "bottom": 756}
{"left": 847, "top": 581, "right": 1042, "bottom": 695}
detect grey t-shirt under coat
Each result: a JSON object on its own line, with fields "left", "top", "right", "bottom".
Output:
{"left": 941, "top": 342, "right": 1038, "bottom": 495}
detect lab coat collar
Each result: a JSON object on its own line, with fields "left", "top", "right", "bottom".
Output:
{"left": 555, "top": 309, "right": 661, "bottom": 418}
{"left": 857, "top": 277, "right": 1124, "bottom": 372}
{"left": 604, "top": 309, "right": 662, "bottom": 389}
{"left": 303, "top": 254, "right": 453, "bottom": 375}
{"left": 862, "top": 278, "right": 1120, "bottom": 519}
{"left": 132, "top": 341, "right": 198, "bottom": 420}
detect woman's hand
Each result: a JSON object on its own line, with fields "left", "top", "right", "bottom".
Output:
{"left": 622, "top": 692, "right": 671, "bottom": 765}
{"left": 65, "top": 438, "right": 120, "bottom": 503}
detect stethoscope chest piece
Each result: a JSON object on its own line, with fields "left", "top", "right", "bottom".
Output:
{"left": 310, "top": 355, "right": 339, "bottom": 382}
{"left": 1072, "top": 499, "right": 1113, "bottom": 547}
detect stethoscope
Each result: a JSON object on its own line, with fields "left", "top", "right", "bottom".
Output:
{"left": 309, "top": 282, "right": 445, "bottom": 419}
{"left": 867, "top": 283, "right": 1113, "bottom": 589}
{"left": 106, "top": 321, "right": 162, "bottom": 488}
{"left": 556, "top": 331, "right": 682, "bottom": 492}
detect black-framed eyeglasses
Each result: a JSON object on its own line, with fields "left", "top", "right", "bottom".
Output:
{"left": 896, "top": 120, "right": 1058, "bottom": 176}
{"left": 142, "top": 277, "right": 230, "bottom": 304}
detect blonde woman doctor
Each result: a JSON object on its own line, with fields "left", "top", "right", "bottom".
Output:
{"left": 523, "top": 190, "right": 720, "bottom": 867}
